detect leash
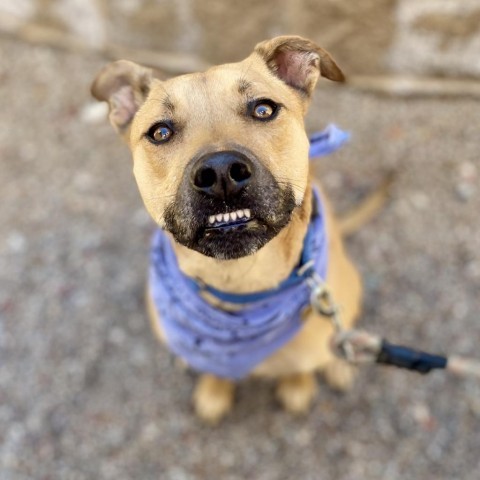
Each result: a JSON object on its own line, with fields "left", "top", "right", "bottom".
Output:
{"left": 307, "top": 271, "right": 480, "bottom": 380}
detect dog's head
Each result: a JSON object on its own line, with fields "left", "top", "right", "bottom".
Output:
{"left": 92, "top": 36, "right": 343, "bottom": 259}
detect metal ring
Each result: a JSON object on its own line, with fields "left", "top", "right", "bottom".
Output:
{"left": 310, "top": 286, "right": 337, "bottom": 317}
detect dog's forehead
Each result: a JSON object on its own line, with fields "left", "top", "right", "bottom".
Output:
{"left": 133, "top": 58, "right": 300, "bottom": 138}
{"left": 168, "top": 59, "right": 269, "bottom": 92}
{"left": 148, "top": 59, "right": 288, "bottom": 111}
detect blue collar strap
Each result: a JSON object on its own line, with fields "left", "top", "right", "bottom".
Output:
{"left": 148, "top": 124, "right": 349, "bottom": 379}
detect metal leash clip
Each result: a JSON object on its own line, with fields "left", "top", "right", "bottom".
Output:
{"left": 300, "top": 262, "right": 355, "bottom": 362}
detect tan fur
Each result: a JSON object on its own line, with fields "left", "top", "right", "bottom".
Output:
{"left": 275, "top": 372, "right": 318, "bottom": 414}
{"left": 92, "top": 36, "right": 361, "bottom": 424}
{"left": 193, "top": 374, "right": 235, "bottom": 425}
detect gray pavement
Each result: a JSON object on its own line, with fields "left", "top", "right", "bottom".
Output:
{"left": 1, "top": 37, "right": 480, "bottom": 480}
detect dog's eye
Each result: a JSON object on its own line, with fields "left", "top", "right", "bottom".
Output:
{"left": 146, "top": 123, "right": 174, "bottom": 144}
{"left": 250, "top": 100, "right": 278, "bottom": 121}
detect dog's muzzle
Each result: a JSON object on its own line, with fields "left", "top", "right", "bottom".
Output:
{"left": 163, "top": 148, "right": 296, "bottom": 259}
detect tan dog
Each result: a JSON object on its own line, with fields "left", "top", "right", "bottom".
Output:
{"left": 92, "top": 36, "right": 362, "bottom": 424}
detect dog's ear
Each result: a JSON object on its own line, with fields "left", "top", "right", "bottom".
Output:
{"left": 91, "top": 60, "right": 153, "bottom": 137}
{"left": 254, "top": 36, "right": 344, "bottom": 96}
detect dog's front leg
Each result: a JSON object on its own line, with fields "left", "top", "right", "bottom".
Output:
{"left": 193, "top": 374, "right": 235, "bottom": 424}
{"left": 275, "top": 372, "right": 318, "bottom": 414}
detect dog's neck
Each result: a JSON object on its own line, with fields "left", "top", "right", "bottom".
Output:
{"left": 172, "top": 183, "right": 313, "bottom": 294}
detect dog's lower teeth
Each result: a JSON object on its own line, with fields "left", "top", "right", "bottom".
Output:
{"left": 208, "top": 215, "right": 215, "bottom": 224}
{"left": 245, "top": 209, "right": 251, "bottom": 218}
{"left": 223, "top": 213, "right": 230, "bottom": 222}
{"left": 230, "top": 212, "right": 237, "bottom": 221}
{"left": 237, "top": 210, "right": 244, "bottom": 219}
{"left": 216, "top": 214, "right": 223, "bottom": 222}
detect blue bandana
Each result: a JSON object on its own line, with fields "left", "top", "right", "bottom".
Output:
{"left": 149, "top": 125, "right": 349, "bottom": 379}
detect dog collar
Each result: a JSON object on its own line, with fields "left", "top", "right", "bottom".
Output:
{"left": 148, "top": 125, "right": 348, "bottom": 379}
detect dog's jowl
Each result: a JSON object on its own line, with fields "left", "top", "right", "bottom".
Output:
{"left": 92, "top": 36, "right": 362, "bottom": 424}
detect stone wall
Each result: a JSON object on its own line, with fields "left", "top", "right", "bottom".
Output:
{"left": 1, "top": 0, "right": 479, "bottom": 78}
{"left": 389, "top": 0, "right": 480, "bottom": 77}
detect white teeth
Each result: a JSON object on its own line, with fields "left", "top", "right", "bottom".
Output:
{"left": 209, "top": 209, "right": 252, "bottom": 224}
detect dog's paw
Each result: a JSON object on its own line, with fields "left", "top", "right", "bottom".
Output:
{"left": 193, "top": 374, "right": 235, "bottom": 425}
{"left": 275, "top": 372, "right": 318, "bottom": 414}
{"left": 322, "top": 359, "right": 356, "bottom": 392}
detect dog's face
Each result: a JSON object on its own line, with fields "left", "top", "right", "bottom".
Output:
{"left": 92, "top": 36, "right": 343, "bottom": 259}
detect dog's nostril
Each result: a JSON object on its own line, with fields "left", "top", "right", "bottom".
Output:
{"left": 191, "top": 153, "right": 254, "bottom": 197}
{"left": 195, "top": 167, "right": 217, "bottom": 188}
{"left": 230, "top": 162, "right": 251, "bottom": 183}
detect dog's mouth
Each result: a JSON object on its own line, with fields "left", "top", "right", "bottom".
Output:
{"left": 164, "top": 193, "right": 295, "bottom": 259}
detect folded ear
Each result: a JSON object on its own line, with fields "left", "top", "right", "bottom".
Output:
{"left": 254, "top": 36, "right": 344, "bottom": 96}
{"left": 91, "top": 60, "right": 153, "bottom": 136}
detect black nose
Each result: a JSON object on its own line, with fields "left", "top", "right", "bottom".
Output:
{"left": 191, "top": 151, "right": 253, "bottom": 199}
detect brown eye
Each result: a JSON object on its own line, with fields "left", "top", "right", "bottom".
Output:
{"left": 146, "top": 123, "right": 174, "bottom": 144}
{"left": 250, "top": 100, "right": 278, "bottom": 121}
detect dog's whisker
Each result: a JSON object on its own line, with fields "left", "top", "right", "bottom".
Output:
{"left": 275, "top": 180, "right": 305, "bottom": 191}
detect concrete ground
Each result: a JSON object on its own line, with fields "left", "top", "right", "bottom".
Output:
{"left": 1, "top": 37, "right": 480, "bottom": 480}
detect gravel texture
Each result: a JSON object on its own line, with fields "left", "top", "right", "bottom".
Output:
{"left": 1, "top": 37, "right": 480, "bottom": 480}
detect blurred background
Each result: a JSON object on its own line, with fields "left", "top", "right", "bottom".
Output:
{"left": 1, "top": 1, "right": 480, "bottom": 479}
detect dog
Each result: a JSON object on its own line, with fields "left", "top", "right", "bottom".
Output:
{"left": 91, "top": 36, "right": 362, "bottom": 424}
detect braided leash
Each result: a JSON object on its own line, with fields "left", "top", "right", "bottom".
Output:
{"left": 307, "top": 271, "right": 480, "bottom": 380}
